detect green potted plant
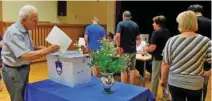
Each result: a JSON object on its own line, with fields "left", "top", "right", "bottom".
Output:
{"left": 88, "top": 39, "right": 128, "bottom": 94}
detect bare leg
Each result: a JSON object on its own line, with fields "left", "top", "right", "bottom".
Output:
{"left": 92, "top": 65, "right": 100, "bottom": 77}
{"left": 121, "top": 71, "right": 128, "bottom": 83}
{"left": 130, "top": 70, "right": 136, "bottom": 85}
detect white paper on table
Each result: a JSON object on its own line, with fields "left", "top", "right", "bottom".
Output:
{"left": 78, "top": 37, "right": 85, "bottom": 46}
{"left": 45, "top": 26, "right": 72, "bottom": 53}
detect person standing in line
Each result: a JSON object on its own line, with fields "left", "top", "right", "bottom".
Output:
{"left": 84, "top": 17, "right": 106, "bottom": 77}
{"left": 160, "top": 11, "right": 211, "bottom": 101}
{"left": 145, "top": 15, "right": 171, "bottom": 100}
{"left": 115, "top": 11, "right": 141, "bottom": 85}
{"left": 187, "top": 4, "right": 211, "bottom": 101}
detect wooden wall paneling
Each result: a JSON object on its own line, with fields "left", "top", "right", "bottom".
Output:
{"left": 32, "top": 28, "right": 36, "bottom": 46}
{"left": 41, "top": 27, "right": 44, "bottom": 46}
{"left": 36, "top": 27, "right": 39, "bottom": 47}
{"left": 39, "top": 27, "right": 42, "bottom": 46}
{"left": 43, "top": 27, "right": 46, "bottom": 46}
{"left": 40, "top": 27, "right": 43, "bottom": 47}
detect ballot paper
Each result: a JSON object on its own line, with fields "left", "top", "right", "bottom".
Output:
{"left": 78, "top": 37, "right": 85, "bottom": 46}
{"left": 45, "top": 26, "right": 72, "bottom": 53}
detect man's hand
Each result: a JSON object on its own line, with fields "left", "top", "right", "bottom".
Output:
{"left": 44, "top": 45, "right": 60, "bottom": 54}
{"left": 116, "top": 47, "right": 124, "bottom": 56}
{"left": 160, "top": 79, "right": 167, "bottom": 88}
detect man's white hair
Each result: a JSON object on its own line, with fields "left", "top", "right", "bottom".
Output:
{"left": 19, "top": 5, "right": 38, "bottom": 21}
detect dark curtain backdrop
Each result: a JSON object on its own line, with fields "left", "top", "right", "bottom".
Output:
{"left": 115, "top": 1, "right": 211, "bottom": 37}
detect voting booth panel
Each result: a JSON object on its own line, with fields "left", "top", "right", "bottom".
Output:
{"left": 47, "top": 51, "right": 91, "bottom": 87}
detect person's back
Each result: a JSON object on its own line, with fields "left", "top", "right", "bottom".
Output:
{"left": 187, "top": 4, "right": 211, "bottom": 101}
{"left": 84, "top": 18, "right": 105, "bottom": 52}
{"left": 118, "top": 19, "right": 139, "bottom": 53}
{"left": 84, "top": 17, "right": 105, "bottom": 77}
{"left": 187, "top": 4, "right": 211, "bottom": 39}
{"left": 197, "top": 16, "right": 211, "bottom": 39}
{"left": 166, "top": 34, "right": 210, "bottom": 90}
{"left": 161, "top": 11, "right": 211, "bottom": 101}
{"left": 115, "top": 11, "right": 141, "bottom": 85}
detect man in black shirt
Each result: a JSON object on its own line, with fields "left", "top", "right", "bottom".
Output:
{"left": 145, "top": 15, "right": 171, "bottom": 100}
{"left": 188, "top": 4, "right": 211, "bottom": 101}
{"left": 188, "top": 4, "right": 211, "bottom": 39}
{"left": 115, "top": 11, "right": 141, "bottom": 85}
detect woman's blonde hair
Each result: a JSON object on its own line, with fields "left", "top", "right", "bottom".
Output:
{"left": 176, "top": 11, "right": 198, "bottom": 33}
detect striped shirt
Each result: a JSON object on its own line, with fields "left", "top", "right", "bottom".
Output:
{"left": 163, "top": 34, "right": 211, "bottom": 90}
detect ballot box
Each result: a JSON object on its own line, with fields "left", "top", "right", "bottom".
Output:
{"left": 47, "top": 51, "right": 91, "bottom": 87}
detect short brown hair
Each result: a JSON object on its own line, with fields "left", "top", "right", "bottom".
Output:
{"left": 176, "top": 11, "right": 198, "bottom": 32}
{"left": 152, "top": 15, "right": 166, "bottom": 27}
{"left": 92, "top": 17, "right": 99, "bottom": 23}
{"left": 123, "top": 11, "right": 131, "bottom": 18}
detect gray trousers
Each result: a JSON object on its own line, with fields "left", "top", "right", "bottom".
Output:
{"left": 2, "top": 64, "right": 30, "bottom": 101}
{"left": 151, "top": 58, "right": 169, "bottom": 99}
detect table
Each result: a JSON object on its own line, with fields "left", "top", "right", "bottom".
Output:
{"left": 25, "top": 77, "right": 155, "bottom": 101}
{"left": 136, "top": 54, "right": 152, "bottom": 86}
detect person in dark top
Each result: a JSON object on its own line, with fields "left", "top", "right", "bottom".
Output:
{"left": 188, "top": 4, "right": 211, "bottom": 39}
{"left": 187, "top": 4, "right": 211, "bottom": 101}
{"left": 145, "top": 15, "right": 171, "bottom": 100}
{"left": 115, "top": 11, "right": 141, "bottom": 85}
